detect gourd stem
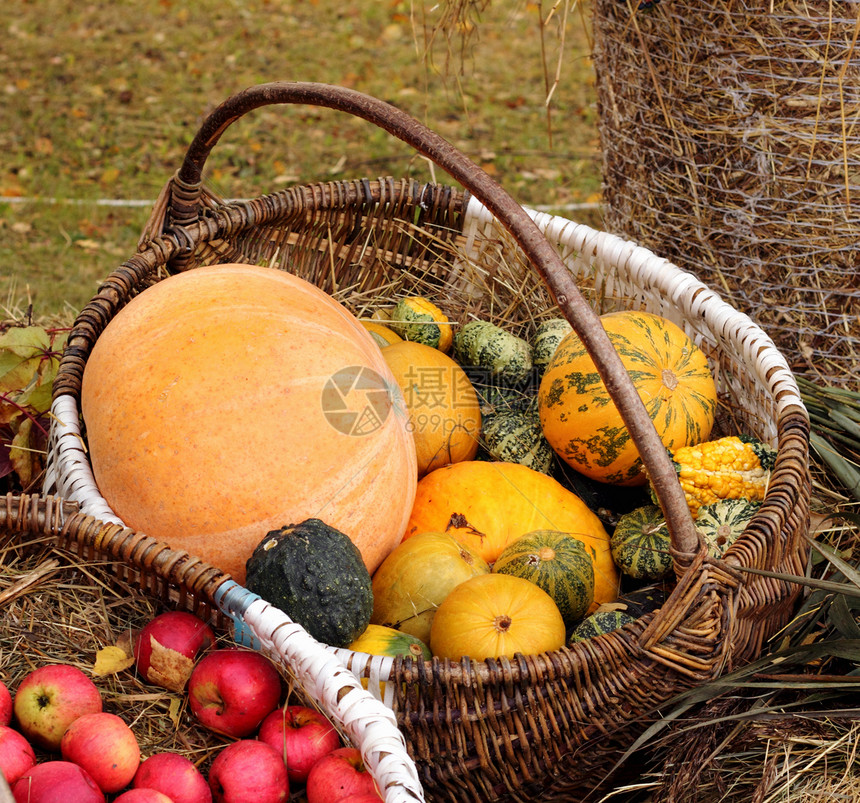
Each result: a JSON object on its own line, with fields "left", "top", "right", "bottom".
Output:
{"left": 172, "top": 81, "right": 700, "bottom": 557}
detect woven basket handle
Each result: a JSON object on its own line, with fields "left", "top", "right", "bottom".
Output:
{"left": 162, "top": 81, "right": 700, "bottom": 557}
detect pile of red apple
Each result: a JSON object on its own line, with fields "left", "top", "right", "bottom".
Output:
{"left": 0, "top": 611, "right": 383, "bottom": 803}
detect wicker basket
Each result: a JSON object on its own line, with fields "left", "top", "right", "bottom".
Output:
{"left": 39, "top": 83, "right": 811, "bottom": 801}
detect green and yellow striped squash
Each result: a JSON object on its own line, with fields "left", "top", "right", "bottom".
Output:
{"left": 453, "top": 320, "right": 533, "bottom": 384}
{"left": 538, "top": 310, "right": 718, "bottom": 486}
{"left": 348, "top": 623, "right": 432, "bottom": 661}
{"left": 481, "top": 409, "right": 554, "bottom": 474}
{"left": 610, "top": 504, "right": 674, "bottom": 581}
{"left": 466, "top": 368, "right": 538, "bottom": 417}
{"left": 569, "top": 610, "right": 637, "bottom": 643}
{"left": 347, "top": 623, "right": 431, "bottom": 696}
{"left": 492, "top": 529, "right": 594, "bottom": 626}
{"left": 388, "top": 297, "right": 453, "bottom": 353}
{"left": 532, "top": 317, "right": 573, "bottom": 376}
{"left": 696, "top": 497, "right": 761, "bottom": 557}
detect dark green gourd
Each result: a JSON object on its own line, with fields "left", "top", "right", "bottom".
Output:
{"left": 245, "top": 519, "right": 374, "bottom": 647}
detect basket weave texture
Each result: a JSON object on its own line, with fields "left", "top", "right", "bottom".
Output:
{"left": 592, "top": 0, "right": 860, "bottom": 387}
{"left": 41, "top": 84, "right": 811, "bottom": 802}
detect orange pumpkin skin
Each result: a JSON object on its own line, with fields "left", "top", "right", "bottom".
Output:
{"left": 539, "top": 310, "right": 717, "bottom": 486}
{"left": 429, "top": 573, "right": 566, "bottom": 661}
{"left": 81, "top": 264, "right": 417, "bottom": 583}
{"left": 382, "top": 341, "right": 481, "bottom": 477}
{"left": 404, "top": 461, "right": 619, "bottom": 607}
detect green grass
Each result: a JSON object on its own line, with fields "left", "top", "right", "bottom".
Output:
{"left": 1, "top": 0, "right": 601, "bottom": 318}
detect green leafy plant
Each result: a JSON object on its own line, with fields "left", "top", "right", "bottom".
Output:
{"left": 0, "top": 322, "right": 69, "bottom": 491}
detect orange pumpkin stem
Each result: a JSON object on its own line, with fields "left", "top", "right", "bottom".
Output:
{"left": 661, "top": 368, "right": 679, "bottom": 390}
{"left": 528, "top": 547, "right": 557, "bottom": 565}
{"left": 494, "top": 615, "right": 513, "bottom": 633}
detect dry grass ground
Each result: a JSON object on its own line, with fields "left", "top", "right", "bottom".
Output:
{"left": 1, "top": 0, "right": 601, "bottom": 317}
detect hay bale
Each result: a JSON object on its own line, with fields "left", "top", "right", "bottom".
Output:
{"left": 592, "top": 0, "right": 860, "bottom": 387}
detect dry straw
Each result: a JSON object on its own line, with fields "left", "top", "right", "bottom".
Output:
{"left": 0, "top": 532, "right": 228, "bottom": 763}
{"left": 592, "top": 0, "right": 860, "bottom": 387}
{"left": 0, "top": 528, "right": 340, "bottom": 803}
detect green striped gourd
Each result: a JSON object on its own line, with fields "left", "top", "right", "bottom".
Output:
{"left": 532, "top": 317, "right": 573, "bottom": 376}
{"left": 696, "top": 497, "right": 761, "bottom": 557}
{"left": 453, "top": 320, "right": 533, "bottom": 384}
{"left": 481, "top": 409, "right": 554, "bottom": 474}
{"left": 492, "top": 529, "right": 594, "bottom": 626}
{"left": 610, "top": 505, "right": 673, "bottom": 581}
{"left": 569, "top": 610, "right": 637, "bottom": 642}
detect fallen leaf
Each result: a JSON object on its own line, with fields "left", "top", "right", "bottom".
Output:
{"left": 34, "top": 137, "right": 53, "bottom": 156}
{"left": 117, "top": 628, "right": 137, "bottom": 656}
{"left": 93, "top": 644, "right": 136, "bottom": 676}
{"left": 99, "top": 167, "right": 120, "bottom": 185}
{"left": 168, "top": 697, "right": 182, "bottom": 728}
{"left": 145, "top": 640, "right": 195, "bottom": 692}
{"left": 594, "top": 602, "right": 629, "bottom": 614}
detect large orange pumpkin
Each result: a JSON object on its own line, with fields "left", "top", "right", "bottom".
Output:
{"left": 539, "top": 310, "right": 717, "bottom": 486}
{"left": 381, "top": 341, "right": 481, "bottom": 476}
{"left": 80, "top": 264, "right": 417, "bottom": 582}
{"left": 404, "top": 460, "right": 619, "bottom": 606}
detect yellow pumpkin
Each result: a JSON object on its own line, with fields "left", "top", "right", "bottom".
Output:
{"left": 403, "top": 460, "right": 619, "bottom": 607}
{"left": 429, "top": 573, "right": 566, "bottom": 661}
{"left": 370, "top": 530, "right": 491, "bottom": 644}
{"left": 80, "top": 264, "right": 417, "bottom": 582}
{"left": 539, "top": 310, "right": 717, "bottom": 486}
{"left": 382, "top": 341, "right": 482, "bottom": 477}
{"left": 359, "top": 319, "right": 403, "bottom": 348}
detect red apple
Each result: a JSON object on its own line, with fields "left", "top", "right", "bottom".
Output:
{"left": 207, "top": 740, "right": 288, "bottom": 803}
{"left": 0, "top": 681, "right": 12, "bottom": 727}
{"left": 113, "top": 789, "right": 175, "bottom": 803}
{"left": 187, "top": 648, "right": 281, "bottom": 738}
{"left": 60, "top": 711, "right": 140, "bottom": 793}
{"left": 12, "top": 760, "right": 105, "bottom": 803}
{"left": 258, "top": 705, "right": 340, "bottom": 784}
{"left": 133, "top": 752, "right": 212, "bottom": 803}
{"left": 0, "top": 725, "right": 36, "bottom": 785}
{"left": 13, "top": 664, "right": 103, "bottom": 750}
{"left": 134, "top": 611, "right": 216, "bottom": 692}
{"left": 305, "top": 747, "right": 380, "bottom": 803}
